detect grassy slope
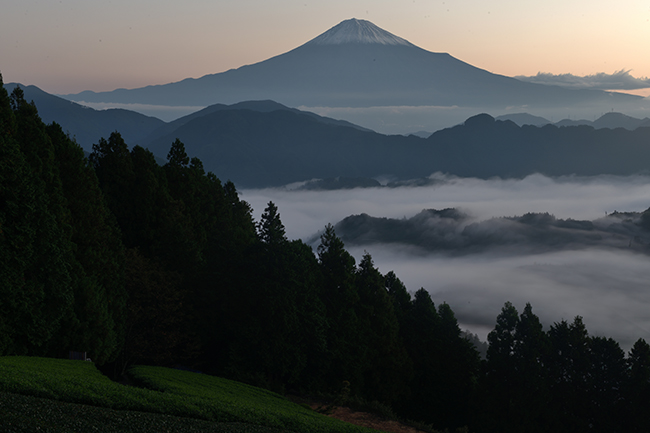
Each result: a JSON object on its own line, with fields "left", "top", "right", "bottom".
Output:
{"left": 0, "top": 357, "right": 380, "bottom": 433}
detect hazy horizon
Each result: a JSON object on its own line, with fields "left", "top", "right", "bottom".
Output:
{"left": 3, "top": 1, "right": 650, "bottom": 96}
{"left": 61, "top": 98, "right": 650, "bottom": 135}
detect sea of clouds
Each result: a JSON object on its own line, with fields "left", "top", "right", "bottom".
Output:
{"left": 241, "top": 174, "right": 650, "bottom": 350}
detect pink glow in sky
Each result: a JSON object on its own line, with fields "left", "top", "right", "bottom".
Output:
{"left": 2, "top": 0, "right": 650, "bottom": 95}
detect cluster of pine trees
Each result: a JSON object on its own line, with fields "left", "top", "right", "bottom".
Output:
{"left": 478, "top": 303, "right": 650, "bottom": 432}
{"left": 2, "top": 76, "right": 650, "bottom": 432}
{"left": 1, "top": 80, "right": 127, "bottom": 364}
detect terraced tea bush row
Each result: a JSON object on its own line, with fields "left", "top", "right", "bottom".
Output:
{"left": 0, "top": 357, "right": 378, "bottom": 433}
{"left": 0, "top": 392, "right": 291, "bottom": 433}
{"left": 128, "top": 365, "right": 373, "bottom": 432}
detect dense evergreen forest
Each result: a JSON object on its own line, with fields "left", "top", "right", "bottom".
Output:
{"left": 2, "top": 76, "right": 650, "bottom": 432}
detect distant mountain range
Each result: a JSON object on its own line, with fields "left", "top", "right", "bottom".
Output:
{"left": 138, "top": 104, "right": 416, "bottom": 187}
{"left": 62, "top": 18, "right": 641, "bottom": 111}
{"left": 4, "top": 83, "right": 164, "bottom": 149}
{"left": 6, "top": 83, "right": 369, "bottom": 151}
{"left": 7, "top": 81, "right": 650, "bottom": 188}
{"left": 497, "top": 112, "right": 650, "bottom": 130}
{"left": 138, "top": 108, "right": 650, "bottom": 188}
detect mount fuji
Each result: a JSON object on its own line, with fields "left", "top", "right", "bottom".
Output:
{"left": 65, "top": 18, "right": 640, "bottom": 110}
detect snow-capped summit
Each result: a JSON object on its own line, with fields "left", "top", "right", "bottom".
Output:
{"left": 64, "top": 17, "right": 640, "bottom": 114}
{"left": 306, "top": 18, "right": 414, "bottom": 46}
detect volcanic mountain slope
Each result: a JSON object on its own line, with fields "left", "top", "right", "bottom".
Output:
{"left": 64, "top": 18, "right": 640, "bottom": 109}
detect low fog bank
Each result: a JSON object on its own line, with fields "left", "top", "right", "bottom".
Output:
{"left": 347, "top": 246, "right": 650, "bottom": 352}
{"left": 301, "top": 100, "right": 650, "bottom": 135}
{"left": 70, "top": 99, "right": 650, "bottom": 135}
{"left": 241, "top": 174, "right": 650, "bottom": 351}
{"left": 70, "top": 101, "right": 206, "bottom": 122}
{"left": 242, "top": 174, "right": 650, "bottom": 241}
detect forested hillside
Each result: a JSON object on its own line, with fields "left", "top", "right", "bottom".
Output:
{"left": 2, "top": 77, "right": 650, "bottom": 432}
{"left": 136, "top": 108, "right": 650, "bottom": 188}
{"left": 332, "top": 208, "right": 650, "bottom": 255}
{"left": 4, "top": 82, "right": 165, "bottom": 149}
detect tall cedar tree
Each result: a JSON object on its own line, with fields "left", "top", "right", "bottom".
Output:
{"left": 588, "top": 336, "right": 627, "bottom": 432}
{"left": 317, "top": 224, "right": 362, "bottom": 394}
{"left": 4, "top": 85, "right": 73, "bottom": 356}
{"left": 481, "top": 301, "right": 519, "bottom": 433}
{"left": 625, "top": 338, "right": 650, "bottom": 431}
{"left": 354, "top": 253, "right": 410, "bottom": 403}
{"left": 45, "top": 123, "right": 127, "bottom": 364}
{"left": 436, "top": 302, "right": 480, "bottom": 429}
{"left": 545, "top": 316, "right": 592, "bottom": 432}
{"left": 397, "top": 288, "right": 461, "bottom": 426}
{"left": 164, "top": 141, "right": 258, "bottom": 374}
{"left": 482, "top": 304, "right": 555, "bottom": 433}
{"left": 228, "top": 201, "right": 300, "bottom": 389}
{"left": 228, "top": 202, "right": 327, "bottom": 392}
{"left": 509, "top": 303, "right": 551, "bottom": 432}
{"left": 0, "top": 79, "right": 41, "bottom": 354}
{"left": 0, "top": 80, "right": 125, "bottom": 363}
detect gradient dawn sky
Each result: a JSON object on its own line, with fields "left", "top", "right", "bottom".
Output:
{"left": 2, "top": 0, "right": 650, "bottom": 95}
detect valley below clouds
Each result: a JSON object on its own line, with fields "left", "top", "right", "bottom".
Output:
{"left": 242, "top": 173, "right": 650, "bottom": 350}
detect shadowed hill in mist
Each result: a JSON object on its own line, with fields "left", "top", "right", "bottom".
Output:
{"left": 140, "top": 107, "right": 424, "bottom": 187}
{"left": 137, "top": 99, "right": 372, "bottom": 145}
{"left": 332, "top": 208, "right": 650, "bottom": 255}
{"left": 138, "top": 107, "right": 650, "bottom": 188}
{"left": 424, "top": 114, "right": 650, "bottom": 179}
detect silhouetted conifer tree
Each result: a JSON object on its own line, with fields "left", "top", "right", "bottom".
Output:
{"left": 46, "top": 123, "right": 126, "bottom": 364}
{"left": 3, "top": 85, "right": 74, "bottom": 356}
{"left": 317, "top": 224, "right": 361, "bottom": 392}
{"left": 625, "top": 338, "right": 650, "bottom": 431}
{"left": 354, "top": 253, "right": 410, "bottom": 403}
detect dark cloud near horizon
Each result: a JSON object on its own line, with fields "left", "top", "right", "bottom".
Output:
{"left": 515, "top": 70, "right": 650, "bottom": 90}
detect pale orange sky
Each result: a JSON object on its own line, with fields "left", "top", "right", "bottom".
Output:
{"left": 2, "top": 0, "right": 649, "bottom": 95}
